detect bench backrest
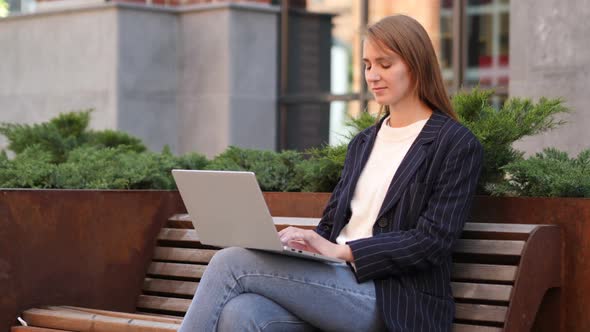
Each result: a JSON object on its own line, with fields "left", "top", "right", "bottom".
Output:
{"left": 136, "top": 215, "right": 561, "bottom": 332}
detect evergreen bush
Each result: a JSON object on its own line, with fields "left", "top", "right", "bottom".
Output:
{"left": 86, "top": 129, "right": 147, "bottom": 153}
{"left": 294, "top": 144, "right": 347, "bottom": 192}
{"left": 206, "top": 146, "right": 302, "bottom": 192}
{"left": 0, "top": 145, "right": 56, "bottom": 188}
{"left": 340, "top": 89, "right": 570, "bottom": 194}
{"left": 0, "top": 94, "right": 580, "bottom": 197}
{"left": 453, "top": 88, "right": 569, "bottom": 192}
{"left": 0, "top": 111, "right": 207, "bottom": 189}
{"left": 0, "top": 110, "right": 147, "bottom": 163}
{"left": 51, "top": 146, "right": 140, "bottom": 189}
{"left": 487, "top": 148, "right": 590, "bottom": 197}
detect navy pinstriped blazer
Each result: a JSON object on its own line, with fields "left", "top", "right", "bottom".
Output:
{"left": 315, "top": 111, "right": 483, "bottom": 332}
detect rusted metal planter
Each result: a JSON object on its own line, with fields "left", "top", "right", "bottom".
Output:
{"left": 0, "top": 190, "right": 185, "bottom": 331}
{"left": 1, "top": 190, "right": 588, "bottom": 331}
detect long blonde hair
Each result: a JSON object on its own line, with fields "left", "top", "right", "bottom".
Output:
{"left": 365, "top": 15, "right": 458, "bottom": 121}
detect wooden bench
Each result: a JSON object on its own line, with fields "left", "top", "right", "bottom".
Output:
{"left": 14, "top": 215, "right": 561, "bottom": 332}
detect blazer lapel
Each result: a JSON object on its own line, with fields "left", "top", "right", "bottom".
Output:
{"left": 375, "top": 112, "right": 448, "bottom": 220}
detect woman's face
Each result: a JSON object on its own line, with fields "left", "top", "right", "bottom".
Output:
{"left": 363, "top": 39, "right": 414, "bottom": 107}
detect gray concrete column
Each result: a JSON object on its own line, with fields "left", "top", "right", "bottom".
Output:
{"left": 178, "top": 4, "right": 278, "bottom": 158}
{"left": 510, "top": 0, "right": 590, "bottom": 156}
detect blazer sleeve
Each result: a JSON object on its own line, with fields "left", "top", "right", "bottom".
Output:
{"left": 314, "top": 135, "right": 359, "bottom": 239}
{"left": 347, "top": 136, "right": 483, "bottom": 283}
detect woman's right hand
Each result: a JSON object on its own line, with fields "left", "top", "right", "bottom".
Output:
{"left": 278, "top": 226, "right": 353, "bottom": 261}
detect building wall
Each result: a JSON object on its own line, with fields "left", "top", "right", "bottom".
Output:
{"left": 117, "top": 6, "right": 179, "bottom": 152}
{"left": 0, "top": 6, "right": 119, "bottom": 149}
{"left": 227, "top": 8, "right": 277, "bottom": 152}
{"left": 0, "top": 2, "right": 278, "bottom": 157}
{"left": 177, "top": 8, "right": 232, "bottom": 156}
{"left": 510, "top": 0, "right": 590, "bottom": 156}
{"left": 177, "top": 4, "right": 278, "bottom": 157}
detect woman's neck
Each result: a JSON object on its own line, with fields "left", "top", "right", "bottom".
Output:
{"left": 387, "top": 94, "right": 433, "bottom": 128}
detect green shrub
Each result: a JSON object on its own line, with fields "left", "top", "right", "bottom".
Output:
{"left": 0, "top": 110, "right": 197, "bottom": 189}
{"left": 0, "top": 110, "right": 147, "bottom": 163}
{"left": 0, "top": 145, "right": 56, "bottom": 188}
{"left": 281, "top": 111, "right": 377, "bottom": 192}
{"left": 487, "top": 148, "right": 590, "bottom": 197}
{"left": 294, "top": 144, "right": 348, "bottom": 192}
{"left": 86, "top": 129, "right": 146, "bottom": 153}
{"left": 175, "top": 152, "right": 210, "bottom": 170}
{"left": 205, "top": 146, "right": 250, "bottom": 171}
{"left": 53, "top": 148, "right": 139, "bottom": 189}
{"left": 126, "top": 146, "right": 179, "bottom": 189}
{"left": 50, "top": 110, "right": 92, "bottom": 138}
{"left": 317, "top": 89, "right": 570, "bottom": 195}
{"left": 0, "top": 117, "right": 82, "bottom": 164}
{"left": 454, "top": 88, "right": 569, "bottom": 193}
{"left": 47, "top": 146, "right": 208, "bottom": 190}
{"left": 50, "top": 146, "right": 139, "bottom": 189}
{"left": 0, "top": 96, "right": 575, "bottom": 196}
{"left": 343, "top": 111, "right": 378, "bottom": 140}
{"left": 206, "top": 146, "right": 303, "bottom": 192}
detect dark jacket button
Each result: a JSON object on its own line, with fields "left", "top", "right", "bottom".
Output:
{"left": 377, "top": 217, "right": 389, "bottom": 228}
{"left": 323, "top": 224, "right": 330, "bottom": 231}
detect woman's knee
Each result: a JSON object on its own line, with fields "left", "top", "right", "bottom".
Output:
{"left": 208, "top": 247, "right": 255, "bottom": 272}
{"left": 217, "top": 293, "right": 313, "bottom": 332}
{"left": 217, "top": 293, "right": 259, "bottom": 331}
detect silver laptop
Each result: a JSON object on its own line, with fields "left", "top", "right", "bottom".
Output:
{"left": 171, "top": 169, "right": 344, "bottom": 264}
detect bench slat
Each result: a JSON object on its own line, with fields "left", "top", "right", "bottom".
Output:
{"left": 137, "top": 295, "right": 191, "bottom": 314}
{"left": 11, "top": 327, "right": 73, "bottom": 332}
{"left": 452, "top": 263, "right": 517, "bottom": 282}
{"left": 452, "top": 323, "right": 503, "bottom": 332}
{"left": 455, "top": 303, "right": 507, "bottom": 323}
{"left": 142, "top": 280, "right": 512, "bottom": 306}
{"left": 454, "top": 239, "right": 525, "bottom": 256}
{"left": 51, "top": 305, "right": 183, "bottom": 324}
{"left": 143, "top": 278, "right": 199, "bottom": 296}
{"left": 169, "top": 215, "right": 538, "bottom": 236}
{"left": 22, "top": 308, "right": 180, "bottom": 332}
{"left": 153, "top": 247, "right": 215, "bottom": 264}
{"left": 147, "top": 262, "right": 206, "bottom": 279}
{"left": 158, "top": 228, "right": 198, "bottom": 242}
{"left": 451, "top": 282, "right": 512, "bottom": 302}
{"left": 160, "top": 229, "right": 526, "bottom": 257}
{"left": 136, "top": 294, "right": 507, "bottom": 322}
{"left": 462, "top": 223, "right": 538, "bottom": 234}
{"left": 168, "top": 214, "right": 192, "bottom": 222}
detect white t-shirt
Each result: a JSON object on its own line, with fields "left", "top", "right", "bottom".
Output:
{"left": 336, "top": 116, "right": 428, "bottom": 245}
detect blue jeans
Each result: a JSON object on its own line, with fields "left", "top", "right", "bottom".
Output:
{"left": 178, "top": 247, "right": 386, "bottom": 332}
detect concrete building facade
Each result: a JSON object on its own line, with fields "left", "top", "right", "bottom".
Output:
{"left": 0, "top": 2, "right": 278, "bottom": 157}
{"left": 2, "top": 0, "right": 589, "bottom": 157}
{"left": 510, "top": 0, "right": 590, "bottom": 156}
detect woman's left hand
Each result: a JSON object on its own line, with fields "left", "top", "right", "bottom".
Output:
{"left": 278, "top": 226, "right": 353, "bottom": 262}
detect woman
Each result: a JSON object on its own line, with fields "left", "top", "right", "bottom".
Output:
{"left": 179, "top": 14, "right": 483, "bottom": 332}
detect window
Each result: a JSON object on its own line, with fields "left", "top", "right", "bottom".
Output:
{"left": 465, "top": 0, "right": 510, "bottom": 90}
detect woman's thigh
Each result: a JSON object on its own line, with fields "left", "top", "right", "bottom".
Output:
{"left": 218, "top": 293, "right": 315, "bottom": 332}
{"left": 202, "top": 247, "right": 385, "bottom": 332}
